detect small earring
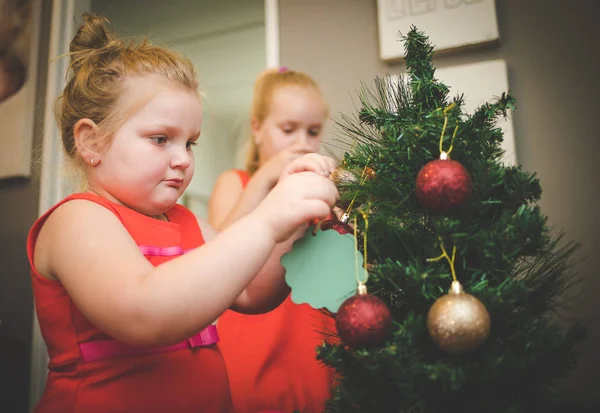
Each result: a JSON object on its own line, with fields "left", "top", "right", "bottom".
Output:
{"left": 90, "top": 158, "right": 94, "bottom": 166}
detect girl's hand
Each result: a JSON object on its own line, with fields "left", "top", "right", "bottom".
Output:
{"left": 256, "top": 143, "right": 315, "bottom": 188}
{"left": 253, "top": 154, "right": 339, "bottom": 243}
{"left": 279, "top": 152, "right": 336, "bottom": 180}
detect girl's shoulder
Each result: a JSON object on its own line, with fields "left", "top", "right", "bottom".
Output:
{"left": 211, "top": 169, "right": 249, "bottom": 193}
{"left": 218, "top": 169, "right": 249, "bottom": 187}
{"left": 231, "top": 169, "right": 250, "bottom": 186}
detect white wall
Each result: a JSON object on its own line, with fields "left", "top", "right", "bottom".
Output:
{"left": 91, "top": 0, "right": 266, "bottom": 216}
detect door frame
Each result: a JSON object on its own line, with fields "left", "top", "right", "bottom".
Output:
{"left": 265, "top": 0, "right": 280, "bottom": 68}
{"left": 29, "top": 0, "right": 280, "bottom": 410}
{"left": 29, "top": 0, "right": 79, "bottom": 409}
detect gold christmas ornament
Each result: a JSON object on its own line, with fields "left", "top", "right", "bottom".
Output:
{"left": 331, "top": 167, "right": 359, "bottom": 211}
{"left": 331, "top": 167, "right": 359, "bottom": 186}
{"left": 427, "top": 281, "right": 491, "bottom": 354}
{"left": 364, "top": 166, "right": 376, "bottom": 180}
{"left": 332, "top": 160, "right": 374, "bottom": 214}
{"left": 331, "top": 165, "right": 375, "bottom": 186}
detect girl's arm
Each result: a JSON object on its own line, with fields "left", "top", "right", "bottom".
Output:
{"left": 208, "top": 143, "right": 315, "bottom": 231}
{"left": 207, "top": 169, "right": 269, "bottom": 231}
{"left": 206, "top": 154, "right": 336, "bottom": 312}
{"left": 36, "top": 167, "right": 336, "bottom": 348}
{"left": 198, "top": 218, "right": 304, "bottom": 314}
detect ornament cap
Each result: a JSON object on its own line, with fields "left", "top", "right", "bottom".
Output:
{"left": 357, "top": 283, "right": 368, "bottom": 295}
{"left": 449, "top": 280, "right": 463, "bottom": 295}
{"left": 440, "top": 151, "right": 449, "bottom": 160}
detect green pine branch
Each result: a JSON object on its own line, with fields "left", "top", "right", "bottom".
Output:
{"left": 320, "top": 26, "right": 587, "bottom": 413}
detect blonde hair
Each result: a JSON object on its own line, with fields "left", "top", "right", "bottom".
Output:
{"left": 245, "top": 68, "right": 327, "bottom": 175}
{"left": 56, "top": 13, "right": 198, "bottom": 176}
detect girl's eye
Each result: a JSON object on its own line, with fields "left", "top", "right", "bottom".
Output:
{"left": 309, "top": 129, "right": 321, "bottom": 137}
{"left": 150, "top": 136, "right": 168, "bottom": 145}
{"left": 186, "top": 141, "right": 197, "bottom": 150}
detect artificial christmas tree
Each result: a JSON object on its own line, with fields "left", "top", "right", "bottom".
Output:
{"left": 315, "top": 27, "right": 590, "bottom": 413}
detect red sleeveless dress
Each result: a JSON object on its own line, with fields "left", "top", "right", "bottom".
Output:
{"left": 218, "top": 170, "right": 336, "bottom": 413}
{"left": 27, "top": 193, "right": 233, "bottom": 413}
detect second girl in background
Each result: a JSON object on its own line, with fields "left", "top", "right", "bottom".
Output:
{"left": 209, "top": 67, "right": 336, "bottom": 413}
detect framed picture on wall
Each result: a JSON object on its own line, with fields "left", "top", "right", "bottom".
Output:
{"left": 388, "top": 59, "right": 516, "bottom": 166}
{"left": 0, "top": 0, "right": 43, "bottom": 179}
{"left": 436, "top": 59, "right": 516, "bottom": 166}
{"left": 376, "top": 0, "right": 499, "bottom": 61}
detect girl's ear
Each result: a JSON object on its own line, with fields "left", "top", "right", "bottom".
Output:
{"left": 251, "top": 117, "right": 262, "bottom": 145}
{"left": 74, "top": 118, "right": 102, "bottom": 166}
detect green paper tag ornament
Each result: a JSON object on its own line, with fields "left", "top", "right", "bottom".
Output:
{"left": 282, "top": 228, "right": 366, "bottom": 313}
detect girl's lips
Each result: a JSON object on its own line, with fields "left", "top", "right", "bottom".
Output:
{"left": 165, "top": 179, "right": 183, "bottom": 187}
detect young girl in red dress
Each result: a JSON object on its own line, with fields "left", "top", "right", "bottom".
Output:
{"left": 209, "top": 68, "right": 337, "bottom": 413}
{"left": 27, "top": 15, "right": 337, "bottom": 413}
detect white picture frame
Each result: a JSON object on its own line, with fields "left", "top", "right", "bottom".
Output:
{"left": 376, "top": 0, "right": 499, "bottom": 61}
{"left": 0, "top": 0, "right": 43, "bottom": 179}
{"left": 388, "top": 59, "right": 516, "bottom": 166}
{"left": 436, "top": 59, "right": 516, "bottom": 166}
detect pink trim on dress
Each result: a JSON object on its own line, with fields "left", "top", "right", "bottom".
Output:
{"left": 79, "top": 325, "right": 220, "bottom": 362}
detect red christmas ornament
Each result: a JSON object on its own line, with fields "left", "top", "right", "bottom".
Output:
{"left": 415, "top": 152, "right": 472, "bottom": 214}
{"left": 320, "top": 219, "right": 353, "bottom": 235}
{"left": 335, "top": 284, "right": 393, "bottom": 349}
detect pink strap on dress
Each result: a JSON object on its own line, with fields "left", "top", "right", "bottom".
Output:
{"left": 79, "top": 324, "right": 219, "bottom": 362}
